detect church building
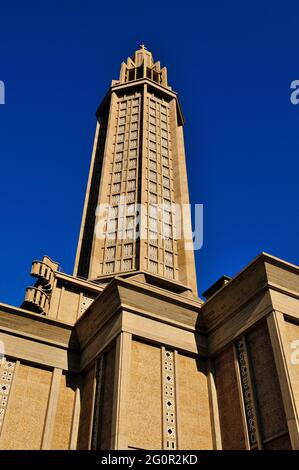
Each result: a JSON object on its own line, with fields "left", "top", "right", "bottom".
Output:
{"left": 0, "top": 46, "right": 298, "bottom": 450}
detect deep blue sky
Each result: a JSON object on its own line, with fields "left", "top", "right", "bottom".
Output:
{"left": 0, "top": 0, "right": 298, "bottom": 305}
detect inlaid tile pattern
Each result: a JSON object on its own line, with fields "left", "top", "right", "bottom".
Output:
{"left": 236, "top": 338, "right": 258, "bottom": 447}
{"left": 162, "top": 349, "right": 177, "bottom": 449}
{"left": 91, "top": 355, "right": 105, "bottom": 450}
{"left": 79, "top": 295, "right": 95, "bottom": 316}
{"left": 0, "top": 358, "right": 16, "bottom": 434}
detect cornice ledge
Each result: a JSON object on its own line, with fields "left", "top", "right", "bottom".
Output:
{"left": 115, "top": 275, "right": 202, "bottom": 311}
{"left": 121, "top": 303, "right": 202, "bottom": 334}
{"left": 204, "top": 282, "right": 271, "bottom": 334}
{"left": 267, "top": 281, "right": 299, "bottom": 300}
{"left": 0, "top": 302, "right": 74, "bottom": 330}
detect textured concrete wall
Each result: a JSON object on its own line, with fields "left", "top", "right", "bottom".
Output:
{"left": 77, "top": 365, "right": 95, "bottom": 449}
{"left": 247, "top": 321, "right": 290, "bottom": 448}
{"left": 177, "top": 354, "right": 213, "bottom": 449}
{"left": 0, "top": 363, "right": 51, "bottom": 449}
{"left": 54, "top": 288, "right": 80, "bottom": 323}
{"left": 127, "top": 341, "right": 162, "bottom": 449}
{"left": 214, "top": 346, "right": 247, "bottom": 450}
{"left": 285, "top": 320, "right": 299, "bottom": 423}
{"left": 51, "top": 373, "right": 77, "bottom": 449}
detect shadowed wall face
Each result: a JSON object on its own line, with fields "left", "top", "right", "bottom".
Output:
{"left": 214, "top": 321, "right": 291, "bottom": 450}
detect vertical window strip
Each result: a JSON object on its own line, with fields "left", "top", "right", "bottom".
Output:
{"left": 236, "top": 337, "right": 262, "bottom": 449}
{"left": 91, "top": 356, "right": 105, "bottom": 450}
{"left": 162, "top": 349, "right": 177, "bottom": 449}
{"left": 0, "top": 358, "right": 16, "bottom": 436}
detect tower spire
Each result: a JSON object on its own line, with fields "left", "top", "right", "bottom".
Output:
{"left": 118, "top": 46, "right": 169, "bottom": 87}
{"left": 74, "top": 48, "right": 197, "bottom": 294}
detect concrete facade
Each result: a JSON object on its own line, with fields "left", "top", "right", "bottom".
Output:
{"left": 0, "top": 46, "right": 298, "bottom": 450}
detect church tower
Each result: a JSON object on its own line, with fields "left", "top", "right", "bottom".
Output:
{"left": 1, "top": 46, "right": 298, "bottom": 452}
{"left": 71, "top": 46, "right": 212, "bottom": 451}
{"left": 74, "top": 45, "right": 197, "bottom": 294}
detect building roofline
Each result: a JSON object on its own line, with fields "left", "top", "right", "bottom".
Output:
{"left": 203, "top": 252, "right": 299, "bottom": 304}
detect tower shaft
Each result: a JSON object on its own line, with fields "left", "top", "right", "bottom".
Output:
{"left": 74, "top": 47, "right": 197, "bottom": 293}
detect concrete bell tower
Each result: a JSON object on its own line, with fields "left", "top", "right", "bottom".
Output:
{"left": 73, "top": 45, "right": 197, "bottom": 294}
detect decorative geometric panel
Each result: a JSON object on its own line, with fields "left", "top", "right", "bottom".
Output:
{"left": 149, "top": 182, "right": 157, "bottom": 193}
{"left": 162, "top": 165, "right": 169, "bottom": 176}
{"left": 115, "top": 152, "right": 123, "bottom": 161}
{"left": 149, "top": 245, "right": 158, "bottom": 260}
{"left": 112, "top": 183, "right": 121, "bottom": 193}
{"left": 149, "top": 171, "right": 157, "bottom": 181}
{"left": 236, "top": 338, "right": 259, "bottom": 447}
{"left": 149, "top": 160, "right": 157, "bottom": 171}
{"left": 124, "top": 243, "right": 133, "bottom": 257}
{"left": 91, "top": 355, "right": 105, "bottom": 450}
{"left": 149, "top": 230, "right": 158, "bottom": 242}
{"left": 126, "top": 216, "right": 135, "bottom": 228}
{"left": 126, "top": 204, "right": 135, "bottom": 216}
{"left": 165, "top": 251, "right": 173, "bottom": 266}
{"left": 80, "top": 295, "right": 95, "bottom": 315}
{"left": 127, "top": 180, "right": 136, "bottom": 191}
{"left": 128, "top": 159, "right": 136, "bottom": 168}
{"left": 149, "top": 150, "right": 157, "bottom": 159}
{"left": 163, "top": 223, "right": 172, "bottom": 238}
{"left": 128, "top": 169, "right": 136, "bottom": 179}
{"left": 122, "top": 258, "right": 132, "bottom": 271}
{"left": 164, "top": 238, "right": 173, "bottom": 251}
{"left": 106, "top": 246, "right": 116, "bottom": 260}
{"left": 145, "top": 91, "right": 176, "bottom": 285}
{"left": 114, "top": 172, "right": 121, "bottom": 182}
{"left": 110, "top": 206, "right": 118, "bottom": 218}
{"left": 162, "top": 349, "right": 177, "bottom": 449}
{"left": 162, "top": 210, "right": 171, "bottom": 224}
{"left": 112, "top": 194, "right": 120, "bottom": 205}
{"left": 165, "top": 266, "right": 174, "bottom": 279}
{"left": 107, "top": 232, "right": 117, "bottom": 245}
{"left": 149, "top": 193, "right": 157, "bottom": 204}
{"left": 104, "top": 261, "right": 115, "bottom": 274}
{"left": 116, "top": 143, "right": 124, "bottom": 152}
{"left": 0, "top": 358, "right": 16, "bottom": 435}
{"left": 149, "top": 217, "right": 158, "bottom": 232}
{"left": 163, "top": 177, "right": 170, "bottom": 188}
{"left": 114, "top": 162, "right": 122, "bottom": 171}
{"left": 148, "top": 260, "right": 158, "bottom": 273}
{"left": 127, "top": 192, "right": 135, "bottom": 203}
{"left": 101, "top": 93, "right": 141, "bottom": 272}
{"left": 163, "top": 188, "right": 171, "bottom": 198}
{"left": 129, "top": 149, "right": 137, "bottom": 157}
